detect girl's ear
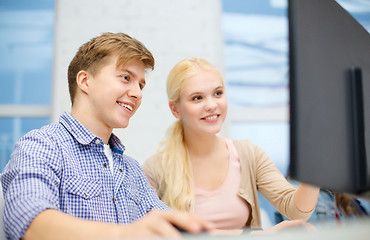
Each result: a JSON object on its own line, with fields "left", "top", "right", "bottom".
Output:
{"left": 169, "top": 101, "right": 181, "bottom": 119}
{"left": 76, "top": 70, "right": 89, "bottom": 94}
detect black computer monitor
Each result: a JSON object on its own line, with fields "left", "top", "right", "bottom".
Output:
{"left": 289, "top": 0, "right": 370, "bottom": 198}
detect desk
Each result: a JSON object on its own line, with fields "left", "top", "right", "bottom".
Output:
{"left": 182, "top": 219, "right": 370, "bottom": 240}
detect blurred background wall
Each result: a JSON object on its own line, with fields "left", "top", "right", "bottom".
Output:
{"left": 52, "top": 0, "right": 225, "bottom": 164}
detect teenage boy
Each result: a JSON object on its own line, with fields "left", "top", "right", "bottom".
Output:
{"left": 0, "top": 32, "right": 212, "bottom": 240}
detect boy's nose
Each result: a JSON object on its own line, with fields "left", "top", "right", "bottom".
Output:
{"left": 128, "top": 83, "right": 142, "bottom": 99}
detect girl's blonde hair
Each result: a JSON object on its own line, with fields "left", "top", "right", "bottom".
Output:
{"left": 158, "top": 58, "right": 223, "bottom": 211}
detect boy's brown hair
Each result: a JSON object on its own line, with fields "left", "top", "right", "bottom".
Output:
{"left": 67, "top": 32, "right": 155, "bottom": 105}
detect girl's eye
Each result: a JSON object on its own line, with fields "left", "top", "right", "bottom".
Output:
{"left": 192, "top": 96, "right": 202, "bottom": 101}
{"left": 215, "top": 91, "right": 223, "bottom": 96}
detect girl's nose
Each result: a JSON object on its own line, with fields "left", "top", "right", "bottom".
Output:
{"left": 204, "top": 98, "right": 217, "bottom": 111}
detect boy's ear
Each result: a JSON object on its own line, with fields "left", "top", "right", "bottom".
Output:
{"left": 169, "top": 101, "right": 181, "bottom": 119}
{"left": 76, "top": 70, "right": 89, "bottom": 94}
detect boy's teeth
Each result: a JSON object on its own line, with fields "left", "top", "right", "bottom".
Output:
{"left": 118, "top": 102, "right": 133, "bottom": 111}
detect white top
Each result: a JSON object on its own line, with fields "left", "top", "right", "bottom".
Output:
{"left": 104, "top": 144, "right": 114, "bottom": 175}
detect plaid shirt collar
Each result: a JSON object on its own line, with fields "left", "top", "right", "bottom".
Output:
{"left": 59, "top": 112, "right": 125, "bottom": 155}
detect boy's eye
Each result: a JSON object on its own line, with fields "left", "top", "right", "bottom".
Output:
{"left": 122, "top": 75, "right": 129, "bottom": 81}
{"left": 139, "top": 83, "right": 145, "bottom": 90}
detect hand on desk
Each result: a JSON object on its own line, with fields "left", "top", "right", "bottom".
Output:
{"left": 129, "top": 209, "right": 214, "bottom": 238}
{"left": 23, "top": 209, "right": 214, "bottom": 240}
{"left": 130, "top": 213, "right": 315, "bottom": 238}
{"left": 251, "top": 220, "right": 317, "bottom": 235}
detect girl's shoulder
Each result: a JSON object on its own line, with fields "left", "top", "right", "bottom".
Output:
{"left": 142, "top": 152, "right": 164, "bottom": 173}
{"left": 230, "top": 139, "right": 256, "bottom": 150}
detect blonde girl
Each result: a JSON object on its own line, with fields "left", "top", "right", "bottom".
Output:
{"left": 143, "top": 58, "right": 319, "bottom": 231}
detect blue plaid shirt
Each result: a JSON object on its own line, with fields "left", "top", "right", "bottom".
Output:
{"left": 1, "top": 112, "right": 169, "bottom": 240}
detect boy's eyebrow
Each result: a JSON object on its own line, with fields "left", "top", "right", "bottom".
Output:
{"left": 121, "top": 69, "right": 146, "bottom": 85}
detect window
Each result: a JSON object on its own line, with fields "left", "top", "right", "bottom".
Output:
{"left": 0, "top": 0, "right": 55, "bottom": 171}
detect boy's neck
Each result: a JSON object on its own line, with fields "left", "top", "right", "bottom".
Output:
{"left": 71, "top": 108, "right": 112, "bottom": 144}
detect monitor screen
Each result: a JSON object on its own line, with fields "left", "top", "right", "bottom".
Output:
{"left": 289, "top": 0, "right": 370, "bottom": 198}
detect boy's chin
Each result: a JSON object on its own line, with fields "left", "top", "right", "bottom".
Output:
{"left": 119, "top": 122, "right": 129, "bottom": 129}
{"left": 114, "top": 120, "right": 130, "bottom": 129}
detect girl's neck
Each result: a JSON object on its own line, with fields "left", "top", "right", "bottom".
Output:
{"left": 184, "top": 131, "right": 223, "bottom": 158}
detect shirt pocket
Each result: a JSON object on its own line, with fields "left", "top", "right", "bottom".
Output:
{"left": 64, "top": 175, "right": 104, "bottom": 220}
{"left": 122, "top": 184, "right": 148, "bottom": 218}
{"left": 65, "top": 175, "right": 102, "bottom": 200}
{"left": 125, "top": 185, "right": 143, "bottom": 205}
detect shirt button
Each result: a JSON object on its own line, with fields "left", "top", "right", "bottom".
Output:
{"left": 239, "top": 189, "right": 245, "bottom": 194}
{"left": 95, "top": 139, "right": 101, "bottom": 145}
{"left": 103, "top": 163, "right": 107, "bottom": 168}
{"left": 119, "top": 169, "right": 123, "bottom": 172}
{"left": 112, "top": 196, "right": 116, "bottom": 201}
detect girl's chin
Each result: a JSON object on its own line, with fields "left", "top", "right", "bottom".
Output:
{"left": 201, "top": 128, "right": 223, "bottom": 135}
